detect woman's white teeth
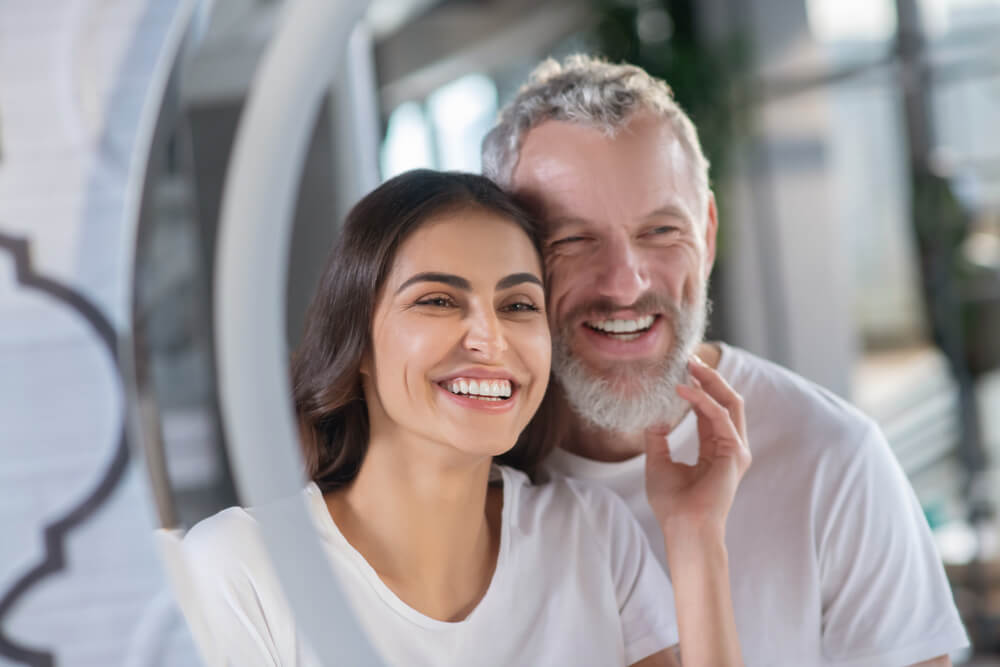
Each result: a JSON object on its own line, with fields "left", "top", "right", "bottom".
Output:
{"left": 446, "top": 378, "right": 512, "bottom": 399}
{"left": 588, "top": 315, "right": 655, "bottom": 335}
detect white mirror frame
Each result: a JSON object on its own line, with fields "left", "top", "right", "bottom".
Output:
{"left": 214, "top": 0, "right": 382, "bottom": 664}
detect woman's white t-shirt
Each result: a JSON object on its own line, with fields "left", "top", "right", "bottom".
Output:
{"left": 182, "top": 465, "right": 678, "bottom": 666}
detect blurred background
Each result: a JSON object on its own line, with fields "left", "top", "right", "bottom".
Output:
{"left": 1, "top": 0, "right": 998, "bottom": 664}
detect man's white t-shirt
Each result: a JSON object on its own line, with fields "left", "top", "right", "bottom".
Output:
{"left": 182, "top": 465, "right": 678, "bottom": 666}
{"left": 544, "top": 343, "right": 969, "bottom": 667}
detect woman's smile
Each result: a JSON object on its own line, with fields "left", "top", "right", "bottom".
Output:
{"left": 435, "top": 369, "right": 521, "bottom": 412}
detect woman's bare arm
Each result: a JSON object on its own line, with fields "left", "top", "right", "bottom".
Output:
{"left": 631, "top": 645, "right": 681, "bottom": 667}
{"left": 642, "top": 357, "right": 751, "bottom": 666}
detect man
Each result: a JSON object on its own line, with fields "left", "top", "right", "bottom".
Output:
{"left": 483, "top": 55, "right": 969, "bottom": 666}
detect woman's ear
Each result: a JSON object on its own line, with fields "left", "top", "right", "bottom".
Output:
{"left": 359, "top": 348, "right": 371, "bottom": 377}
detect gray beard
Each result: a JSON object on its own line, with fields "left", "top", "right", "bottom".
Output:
{"left": 551, "top": 290, "right": 709, "bottom": 436}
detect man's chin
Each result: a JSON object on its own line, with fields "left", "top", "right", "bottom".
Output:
{"left": 573, "top": 357, "right": 662, "bottom": 385}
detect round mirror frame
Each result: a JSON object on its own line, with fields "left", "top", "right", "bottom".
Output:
{"left": 124, "top": 0, "right": 383, "bottom": 663}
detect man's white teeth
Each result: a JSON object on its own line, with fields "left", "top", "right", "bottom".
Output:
{"left": 587, "top": 315, "right": 655, "bottom": 335}
{"left": 445, "top": 378, "right": 513, "bottom": 400}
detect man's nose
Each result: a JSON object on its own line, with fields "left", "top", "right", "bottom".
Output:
{"left": 464, "top": 307, "right": 508, "bottom": 358}
{"left": 594, "top": 239, "right": 650, "bottom": 306}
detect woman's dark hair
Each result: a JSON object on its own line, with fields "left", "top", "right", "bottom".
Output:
{"left": 292, "top": 169, "right": 559, "bottom": 493}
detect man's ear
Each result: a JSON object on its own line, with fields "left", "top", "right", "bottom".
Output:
{"left": 703, "top": 192, "right": 719, "bottom": 278}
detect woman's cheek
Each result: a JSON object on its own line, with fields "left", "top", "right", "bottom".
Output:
{"left": 526, "top": 320, "right": 552, "bottom": 389}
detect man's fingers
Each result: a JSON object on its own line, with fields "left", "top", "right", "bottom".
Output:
{"left": 688, "top": 357, "right": 747, "bottom": 437}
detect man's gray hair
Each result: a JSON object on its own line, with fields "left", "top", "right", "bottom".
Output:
{"left": 482, "top": 54, "right": 711, "bottom": 208}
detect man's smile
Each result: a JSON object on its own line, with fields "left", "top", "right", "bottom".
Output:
{"left": 584, "top": 314, "right": 657, "bottom": 341}
{"left": 575, "top": 313, "right": 669, "bottom": 360}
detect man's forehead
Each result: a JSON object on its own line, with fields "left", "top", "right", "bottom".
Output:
{"left": 512, "top": 136, "right": 697, "bottom": 223}
{"left": 515, "top": 112, "right": 679, "bottom": 160}
{"left": 513, "top": 116, "right": 691, "bottom": 188}
{"left": 510, "top": 123, "right": 697, "bottom": 230}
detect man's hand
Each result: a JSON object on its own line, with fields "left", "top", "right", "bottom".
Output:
{"left": 644, "top": 357, "right": 752, "bottom": 533}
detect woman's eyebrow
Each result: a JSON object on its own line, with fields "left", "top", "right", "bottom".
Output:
{"left": 395, "top": 272, "right": 470, "bottom": 294}
{"left": 495, "top": 272, "right": 543, "bottom": 290}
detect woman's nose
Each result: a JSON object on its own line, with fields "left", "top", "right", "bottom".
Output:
{"left": 464, "top": 308, "right": 508, "bottom": 358}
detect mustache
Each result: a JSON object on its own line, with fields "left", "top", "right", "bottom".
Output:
{"left": 559, "top": 293, "right": 682, "bottom": 328}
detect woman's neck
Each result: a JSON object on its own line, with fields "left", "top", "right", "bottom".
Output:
{"left": 324, "top": 434, "right": 502, "bottom": 622}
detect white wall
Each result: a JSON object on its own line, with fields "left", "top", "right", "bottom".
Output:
{"left": 0, "top": 1, "right": 199, "bottom": 664}
{"left": 699, "top": 0, "right": 858, "bottom": 397}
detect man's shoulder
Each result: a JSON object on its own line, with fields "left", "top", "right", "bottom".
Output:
{"left": 722, "top": 344, "right": 878, "bottom": 436}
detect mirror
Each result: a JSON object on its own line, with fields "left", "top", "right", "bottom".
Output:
{"left": 127, "top": 0, "right": 381, "bottom": 663}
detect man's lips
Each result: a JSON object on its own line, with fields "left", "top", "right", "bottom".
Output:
{"left": 583, "top": 314, "right": 657, "bottom": 339}
{"left": 574, "top": 314, "right": 668, "bottom": 359}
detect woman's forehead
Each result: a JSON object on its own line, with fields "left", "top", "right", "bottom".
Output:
{"left": 389, "top": 211, "right": 542, "bottom": 284}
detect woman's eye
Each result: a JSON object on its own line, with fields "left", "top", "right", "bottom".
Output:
{"left": 502, "top": 301, "right": 540, "bottom": 313}
{"left": 415, "top": 296, "right": 456, "bottom": 308}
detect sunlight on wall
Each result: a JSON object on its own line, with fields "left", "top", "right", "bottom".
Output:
{"left": 380, "top": 73, "right": 498, "bottom": 180}
{"left": 807, "top": 0, "right": 1000, "bottom": 42}
{"left": 805, "top": 0, "right": 897, "bottom": 42}
{"left": 380, "top": 101, "right": 434, "bottom": 179}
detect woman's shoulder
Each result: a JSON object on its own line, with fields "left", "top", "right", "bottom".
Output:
{"left": 182, "top": 506, "right": 270, "bottom": 572}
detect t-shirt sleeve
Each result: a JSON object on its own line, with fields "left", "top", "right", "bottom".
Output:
{"left": 576, "top": 482, "right": 680, "bottom": 664}
{"left": 181, "top": 508, "right": 303, "bottom": 666}
{"left": 818, "top": 422, "right": 969, "bottom": 666}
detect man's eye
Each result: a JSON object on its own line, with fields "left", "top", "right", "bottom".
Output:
{"left": 415, "top": 296, "right": 456, "bottom": 308}
{"left": 648, "top": 225, "right": 679, "bottom": 236}
{"left": 550, "top": 235, "right": 587, "bottom": 247}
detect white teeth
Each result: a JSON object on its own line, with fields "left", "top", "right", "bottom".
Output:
{"left": 443, "top": 377, "right": 513, "bottom": 399}
{"left": 588, "top": 315, "right": 655, "bottom": 335}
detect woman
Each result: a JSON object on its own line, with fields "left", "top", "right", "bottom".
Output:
{"left": 184, "top": 170, "right": 749, "bottom": 666}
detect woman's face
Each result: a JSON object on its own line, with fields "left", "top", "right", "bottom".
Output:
{"left": 364, "top": 207, "right": 550, "bottom": 463}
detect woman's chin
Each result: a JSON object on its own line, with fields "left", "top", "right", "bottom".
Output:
{"left": 437, "top": 432, "right": 520, "bottom": 462}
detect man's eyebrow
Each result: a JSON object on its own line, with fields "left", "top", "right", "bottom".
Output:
{"left": 547, "top": 204, "right": 693, "bottom": 231}
{"left": 496, "top": 272, "right": 543, "bottom": 290}
{"left": 395, "top": 272, "right": 470, "bottom": 294}
{"left": 543, "top": 216, "right": 593, "bottom": 239}
{"left": 547, "top": 215, "right": 591, "bottom": 229}
{"left": 644, "top": 203, "right": 693, "bottom": 224}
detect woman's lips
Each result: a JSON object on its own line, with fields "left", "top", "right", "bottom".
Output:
{"left": 435, "top": 382, "right": 518, "bottom": 412}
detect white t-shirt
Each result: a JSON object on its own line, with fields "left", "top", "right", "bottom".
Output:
{"left": 182, "top": 465, "right": 678, "bottom": 666}
{"left": 544, "top": 343, "right": 969, "bottom": 667}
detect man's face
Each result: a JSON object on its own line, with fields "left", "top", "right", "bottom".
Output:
{"left": 510, "top": 112, "right": 718, "bottom": 433}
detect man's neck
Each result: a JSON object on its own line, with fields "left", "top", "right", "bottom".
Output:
{"left": 561, "top": 419, "right": 647, "bottom": 462}
{"left": 557, "top": 341, "right": 722, "bottom": 463}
